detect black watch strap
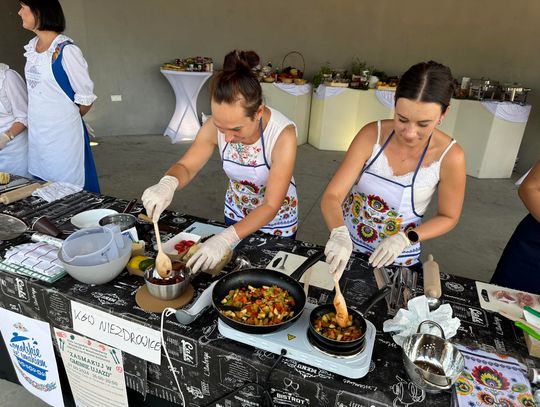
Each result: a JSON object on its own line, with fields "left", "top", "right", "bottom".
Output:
{"left": 407, "top": 230, "right": 419, "bottom": 244}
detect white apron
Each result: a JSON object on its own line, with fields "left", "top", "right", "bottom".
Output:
{"left": 25, "top": 39, "right": 85, "bottom": 187}
{"left": 343, "top": 131, "right": 432, "bottom": 266}
{"left": 222, "top": 120, "right": 299, "bottom": 237}
{"left": 0, "top": 65, "right": 29, "bottom": 177}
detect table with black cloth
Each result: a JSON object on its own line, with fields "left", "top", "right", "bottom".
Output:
{"left": 0, "top": 188, "right": 538, "bottom": 407}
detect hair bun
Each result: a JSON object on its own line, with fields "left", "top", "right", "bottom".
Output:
{"left": 223, "top": 50, "right": 260, "bottom": 73}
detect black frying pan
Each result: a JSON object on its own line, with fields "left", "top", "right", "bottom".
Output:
{"left": 308, "top": 286, "right": 391, "bottom": 352}
{"left": 212, "top": 251, "right": 325, "bottom": 334}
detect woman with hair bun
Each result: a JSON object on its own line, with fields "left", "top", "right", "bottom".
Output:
{"left": 143, "top": 50, "right": 299, "bottom": 273}
{"left": 321, "top": 61, "right": 466, "bottom": 280}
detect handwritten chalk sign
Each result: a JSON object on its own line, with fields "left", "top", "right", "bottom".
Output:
{"left": 71, "top": 301, "right": 161, "bottom": 364}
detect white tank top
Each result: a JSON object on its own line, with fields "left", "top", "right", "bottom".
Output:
{"left": 367, "top": 121, "right": 456, "bottom": 215}
{"left": 217, "top": 107, "right": 296, "bottom": 165}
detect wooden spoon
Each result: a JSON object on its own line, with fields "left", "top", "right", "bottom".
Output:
{"left": 153, "top": 220, "right": 172, "bottom": 278}
{"left": 333, "top": 276, "right": 349, "bottom": 328}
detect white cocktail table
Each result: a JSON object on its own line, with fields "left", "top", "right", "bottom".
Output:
{"left": 160, "top": 69, "right": 212, "bottom": 142}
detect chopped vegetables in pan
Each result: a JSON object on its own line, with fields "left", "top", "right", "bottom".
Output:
{"left": 220, "top": 285, "right": 296, "bottom": 326}
{"left": 314, "top": 312, "right": 362, "bottom": 341}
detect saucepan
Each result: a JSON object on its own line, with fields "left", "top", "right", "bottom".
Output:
{"left": 308, "top": 286, "right": 391, "bottom": 353}
{"left": 176, "top": 252, "right": 325, "bottom": 333}
{"left": 402, "top": 320, "right": 464, "bottom": 393}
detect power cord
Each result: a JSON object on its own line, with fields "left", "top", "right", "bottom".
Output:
{"left": 161, "top": 307, "right": 186, "bottom": 407}
{"left": 204, "top": 349, "right": 287, "bottom": 407}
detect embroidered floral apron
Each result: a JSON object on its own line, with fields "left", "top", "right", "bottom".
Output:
{"left": 222, "top": 121, "right": 298, "bottom": 237}
{"left": 343, "top": 131, "right": 431, "bottom": 266}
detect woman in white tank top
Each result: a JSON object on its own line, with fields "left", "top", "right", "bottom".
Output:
{"left": 321, "top": 61, "right": 466, "bottom": 280}
{"left": 142, "top": 50, "right": 298, "bottom": 273}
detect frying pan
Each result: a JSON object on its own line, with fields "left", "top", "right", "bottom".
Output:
{"left": 211, "top": 251, "right": 325, "bottom": 334}
{"left": 308, "top": 286, "right": 391, "bottom": 352}
{"left": 0, "top": 213, "right": 29, "bottom": 240}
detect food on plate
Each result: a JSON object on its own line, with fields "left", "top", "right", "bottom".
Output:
{"left": 495, "top": 290, "right": 517, "bottom": 304}
{"left": 220, "top": 285, "right": 295, "bottom": 325}
{"left": 517, "top": 292, "right": 535, "bottom": 308}
{"left": 313, "top": 312, "right": 362, "bottom": 341}
{"left": 0, "top": 172, "right": 10, "bottom": 185}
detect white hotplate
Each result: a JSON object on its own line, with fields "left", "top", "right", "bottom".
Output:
{"left": 218, "top": 303, "right": 375, "bottom": 379}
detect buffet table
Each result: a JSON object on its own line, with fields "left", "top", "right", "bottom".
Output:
{"left": 160, "top": 69, "right": 213, "bottom": 143}
{"left": 0, "top": 190, "right": 538, "bottom": 406}
{"left": 308, "top": 86, "right": 531, "bottom": 179}
{"left": 261, "top": 83, "right": 312, "bottom": 145}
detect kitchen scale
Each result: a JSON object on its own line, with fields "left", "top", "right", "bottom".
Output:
{"left": 218, "top": 303, "right": 376, "bottom": 379}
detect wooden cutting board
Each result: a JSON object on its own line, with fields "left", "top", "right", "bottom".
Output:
{"left": 475, "top": 281, "right": 540, "bottom": 318}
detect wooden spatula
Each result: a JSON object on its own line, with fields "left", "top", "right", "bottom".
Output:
{"left": 153, "top": 220, "right": 172, "bottom": 278}
{"left": 333, "top": 276, "right": 349, "bottom": 328}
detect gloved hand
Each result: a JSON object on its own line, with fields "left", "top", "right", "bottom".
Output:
{"left": 0, "top": 133, "right": 11, "bottom": 150}
{"left": 324, "top": 225, "right": 353, "bottom": 281}
{"left": 369, "top": 232, "right": 410, "bottom": 267}
{"left": 187, "top": 226, "right": 240, "bottom": 273}
{"left": 141, "top": 175, "right": 179, "bottom": 222}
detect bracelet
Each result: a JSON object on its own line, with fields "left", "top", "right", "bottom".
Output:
{"left": 3, "top": 132, "right": 14, "bottom": 141}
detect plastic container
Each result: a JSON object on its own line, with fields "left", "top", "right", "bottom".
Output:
{"left": 58, "top": 236, "right": 131, "bottom": 285}
{"left": 61, "top": 225, "right": 126, "bottom": 266}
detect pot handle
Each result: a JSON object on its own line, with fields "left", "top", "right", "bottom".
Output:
{"left": 289, "top": 251, "right": 325, "bottom": 282}
{"left": 361, "top": 286, "right": 392, "bottom": 315}
{"left": 416, "top": 320, "right": 445, "bottom": 339}
{"left": 175, "top": 281, "right": 217, "bottom": 325}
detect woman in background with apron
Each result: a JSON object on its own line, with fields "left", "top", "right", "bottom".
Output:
{"left": 19, "top": 0, "right": 99, "bottom": 192}
{"left": 491, "top": 160, "right": 540, "bottom": 294}
{"left": 143, "top": 50, "right": 298, "bottom": 273}
{"left": 321, "top": 61, "right": 466, "bottom": 280}
{"left": 0, "top": 63, "right": 29, "bottom": 177}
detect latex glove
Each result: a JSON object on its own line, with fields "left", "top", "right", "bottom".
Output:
{"left": 369, "top": 232, "right": 410, "bottom": 268}
{"left": 187, "top": 226, "right": 239, "bottom": 273}
{"left": 324, "top": 225, "right": 353, "bottom": 281}
{"left": 0, "top": 133, "right": 11, "bottom": 150}
{"left": 141, "top": 175, "right": 179, "bottom": 222}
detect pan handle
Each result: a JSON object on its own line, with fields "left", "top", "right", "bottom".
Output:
{"left": 361, "top": 286, "right": 392, "bottom": 315}
{"left": 290, "top": 251, "right": 325, "bottom": 282}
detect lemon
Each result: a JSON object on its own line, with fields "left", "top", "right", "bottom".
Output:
{"left": 127, "top": 255, "right": 148, "bottom": 270}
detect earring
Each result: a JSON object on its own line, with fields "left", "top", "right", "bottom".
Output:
{"left": 437, "top": 119, "right": 442, "bottom": 125}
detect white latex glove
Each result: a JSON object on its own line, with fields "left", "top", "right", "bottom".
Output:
{"left": 369, "top": 232, "right": 410, "bottom": 267}
{"left": 0, "top": 133, "right": 11, "bottom": 150}
{"left": 187, "top": 226, "right": 239, "bottom": 273}
{"left": 141, "top": 175, "right": 179, "bottom": 222}
{"left": 324, "top": 225, "right": 353, "bottom": 281}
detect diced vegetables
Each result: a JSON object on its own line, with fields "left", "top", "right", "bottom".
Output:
{"left": 220, "top": 285, "right": 295, "bottom": 326}
{"left": 313, "top": 312, "right": 362, "bottom": 342}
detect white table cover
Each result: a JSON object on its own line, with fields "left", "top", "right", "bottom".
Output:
{"left": 160, "top": 70, "right": 212, "bottom": 143}
{"left": 272, "top": 82, "right": 311, "bottom": 96}
{"left": 480, "top": 101, "right": 532, "bottom": 123}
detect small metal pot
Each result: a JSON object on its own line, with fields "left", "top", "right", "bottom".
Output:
{"left": 99, "top": 213, "right": 137, "bottom": 232}
{"left": 144, "top": 263, "right": 191, "bottom": 300}
{"left": 402, "top": 321, "right": 464, "bottom": 393}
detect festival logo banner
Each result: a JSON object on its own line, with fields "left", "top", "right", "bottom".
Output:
{"left": 0, "top": 308, "right": 64, "bottom": 407}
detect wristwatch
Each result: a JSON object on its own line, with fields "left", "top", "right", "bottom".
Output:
{"left": 407, "top": 230, "right": 419, "bottom": 244}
